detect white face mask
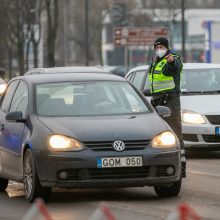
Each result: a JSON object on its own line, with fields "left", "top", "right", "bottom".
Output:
{"left": 155, "top": 49, "right": 167, "bottom": 58}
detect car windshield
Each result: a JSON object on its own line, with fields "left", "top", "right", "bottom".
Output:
{"left": 35, "top": 81, "right": 150, "bottom": 116}
{"left": 181, "top": 68, "right": 220, "bottom": 93}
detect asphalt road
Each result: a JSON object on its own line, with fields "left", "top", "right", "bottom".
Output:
{"left": 0, "top": 151, "right": 220, "bottom": 220}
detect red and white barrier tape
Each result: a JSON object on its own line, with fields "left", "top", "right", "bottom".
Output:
{"left": 22, "top": 198, "right": 53, "bottom": 220}
{"left": 89, "top": 202, "right": 116, "bottom": 220}
{"left": 167, "top": 203, "right": 201, "bottom": 220}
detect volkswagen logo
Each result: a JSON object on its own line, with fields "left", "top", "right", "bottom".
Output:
{"left": 113, "top": 140, "right": 125, "bottom": 152}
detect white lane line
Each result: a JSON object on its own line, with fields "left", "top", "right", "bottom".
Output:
{"left": 9, "top": 182, "right": 17, "bottom": 186}
{"left": 187, "top": 169, "right": 220, "bottom": 178}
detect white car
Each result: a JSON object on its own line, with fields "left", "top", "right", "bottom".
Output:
{"left": 126, "top": 63, "right": 220, "bottom": 150}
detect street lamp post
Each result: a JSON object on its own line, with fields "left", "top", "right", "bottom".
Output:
{"left": 181, "top": 0, "right": 186, "bottom": 61}
{"left": 85, "top": 0, "right": 89, "bottom": 66}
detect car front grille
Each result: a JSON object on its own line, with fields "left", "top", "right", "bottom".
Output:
{"left": 84, "top": 140, "right": 150, "bottom": 151}
{"left": 206, "top": 115, "right": 220, "bottom": 125}
{"left": 58, "top": 166, "right": 174, "bottom": 181}
{"left": 182, "top": 134, "right": 198, "bottom": 142}
{"left": 202, "top": 135, "right": 220, "bottom": 143}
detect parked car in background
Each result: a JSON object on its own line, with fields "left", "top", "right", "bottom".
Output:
{"left": 103, "top": 65, "right": 130, "bottom": 77}
{"left": 0, "top": 67, "right": 181, "bottom": 202}
{"left": 126, "top": 63, "right": 220, "bottom": 150}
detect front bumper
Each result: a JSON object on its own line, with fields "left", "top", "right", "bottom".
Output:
{"left": 182, "top": 122, "right": 220, "bottom": 149}
{"left": 33, "top": 148, "right": 181, "bottom": 188}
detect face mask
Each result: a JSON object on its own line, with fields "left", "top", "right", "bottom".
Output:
{"left": 155, "top": 49, "right": 167, "bottom": 58}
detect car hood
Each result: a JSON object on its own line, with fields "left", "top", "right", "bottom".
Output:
{"left": 38, "top": 114, "right": 168, "bottom": 142}
{"left": 181, "top": 94, "right": 220, "bottom": 114}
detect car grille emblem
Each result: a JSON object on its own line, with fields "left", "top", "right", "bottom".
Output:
{"left": 113, "top": 140, "right": 125, "bottom": 152}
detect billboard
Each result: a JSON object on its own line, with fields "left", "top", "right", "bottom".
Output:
{"left": 114, "top": 27, "right": 168, "bottom": 47}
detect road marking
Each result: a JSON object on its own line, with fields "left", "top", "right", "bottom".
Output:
{"left": 8, "top": 181, "right": 23, "bottom": 186}
{"left": 187, "top": 169, "right": 220, "bottom": 178}
{"left": 9, "top": 182, "right": 17, "bottom": 186}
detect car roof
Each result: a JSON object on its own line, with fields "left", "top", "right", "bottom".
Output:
{"left": 183, "top": 63, "right": 220, "bottom": 69}
{"left": 126, "top": 65, "right": 150, "bottom": 75}
{"left": 25, "top": 66, "right": 110, "bottom": 75}
{"left": 14, "top": 72, "right": 126, "bottom": 84}
{"left": 126, "top": 63, "right": 220, "bottom": 76}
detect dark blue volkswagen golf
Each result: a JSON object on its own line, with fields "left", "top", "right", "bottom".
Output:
{"left": 0, "top": 67, "right": 181, "bottom": 202}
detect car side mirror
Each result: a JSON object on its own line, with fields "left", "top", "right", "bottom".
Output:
{"left": 155, "top": 106, "right": 171, "bottom": 118}
{"left": 142, "top": 89, "right": 151, "bottom": 96}
{"left": 6, "top": 111, "right": 26, "bottom": 122}
{"left": 0, "top": 68, "right": 6, "bottom": 77}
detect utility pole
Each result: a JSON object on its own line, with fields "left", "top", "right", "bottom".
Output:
{"left": 63, "top": 1, "right": 68, "bottom": 66}
{"left": 85, "top": 0, "right": 89, "bottom": 66}
{"left": 181, "top": 0, "right": 186, "bottom": 61}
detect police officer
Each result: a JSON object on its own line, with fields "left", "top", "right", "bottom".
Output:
{"left": 148, "top": 37, "right": 186, "bottom": 177}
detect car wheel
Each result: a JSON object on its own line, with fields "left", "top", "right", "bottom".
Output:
{"left": 0, "top": 178, "right": 8, "bottom": 192}
{"left": 23, "top": 149, "right": 51, "bottom": 202}
{"left": 154, "top": 178, "right": 182, "bottom": 197}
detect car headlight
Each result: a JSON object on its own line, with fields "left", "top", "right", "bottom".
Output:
{"left": 0, "top": 83, "right": 7, "bottom": 95}
{"left": 48, "top": 135, "right": 83, "bottom": 151}
{"left": 152, "top": 131, "right": 177, "bottom": 148}
{"left": 181, "top": 110, "right": 206, "bottom": 124}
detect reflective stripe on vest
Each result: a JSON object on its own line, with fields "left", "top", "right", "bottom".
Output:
{"left": 149, "top": 54, "right": 180, "bottom": 93}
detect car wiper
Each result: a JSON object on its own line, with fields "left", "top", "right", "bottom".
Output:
{"left": 204, "top": 90, "right": 220, "bottom": 94}
{"left": 181, "top": 90, "right": 220, "bottom": 95}
{"left": 181, "top": 91, "right": 204, "bottom": 95}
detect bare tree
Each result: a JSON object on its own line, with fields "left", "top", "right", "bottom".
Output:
{"left": 70, "top": 0, "right": 124, "bottom": 65}
{"left": 0, "top": 0, "right": 9, "bottom": 70}
{"left": 44, "top": 0, "right": 59, "bottom": 67}
{"left": 0, "top": 0, "right": 44, "bottom": 77}
{"left": 26, "top": 0, "right": 43, "bottom": 69}
{"left": 5, "top": 0, "right": 33, "bottom": 75}
{"left": 87, "top": 0, "right": 110, "bottom": 65}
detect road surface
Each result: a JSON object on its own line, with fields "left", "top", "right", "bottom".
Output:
{"left": 0, "top": 151, "right": 220, "bottom": 220}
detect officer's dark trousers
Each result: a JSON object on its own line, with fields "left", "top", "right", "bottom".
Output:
{"left": 152, "top": 94, "right": 186, "bottom": 177}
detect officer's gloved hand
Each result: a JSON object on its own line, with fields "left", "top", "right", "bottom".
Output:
{"left": 142, "top": 89, "right": 151, "bottom": 96}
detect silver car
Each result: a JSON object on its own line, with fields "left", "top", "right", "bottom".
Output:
{"left": 126, "top": 63, "right": 220, "bottom": 150}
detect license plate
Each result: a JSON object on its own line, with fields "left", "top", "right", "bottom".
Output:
{"left": 97, "top": 156, "right": 143, "bottom": 168}
{"left": 215, "top": 127, "right": 220, "bottom": 136}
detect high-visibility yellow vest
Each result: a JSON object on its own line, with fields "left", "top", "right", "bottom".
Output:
{"left": 148, "top": 54, "right": 182, "bottom": 94}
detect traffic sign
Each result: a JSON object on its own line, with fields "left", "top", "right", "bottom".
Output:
{"left": 114, "top": 27, "right": 168, "bottom": 46}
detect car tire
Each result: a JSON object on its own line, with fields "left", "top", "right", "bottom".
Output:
{"left": 23, "top": 149, "right": 51, "bottom": 202}
{"left": 154, "top": 177, "right": 182, "bottom": 197}
{"left": 0, "top": 178, "right": 8, "bottom": 192}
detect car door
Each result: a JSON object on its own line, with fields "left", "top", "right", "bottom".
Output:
{"left": 0, "top": 80, "right": 28, "bottom": 178}
{"left": 0, "top": 80, "right": 19, "bottom": 174}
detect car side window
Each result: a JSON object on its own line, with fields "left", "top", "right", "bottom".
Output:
{"left": 144, "top": 72, "right": 151, "bottom": 90}
{"left": 9, "top": 81, "right": 28, "bottom": 117}
{"left": 0, "top": 80, "right": 19, "bottom": 113}
{"left": 132, "top": 71, "right": 146, "bottom": 90}
{"left": 126, "top": 72, "right": 135, "bottom": 82}
{"left": 126, "top": 73, "right": 133, "bottom": 81}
